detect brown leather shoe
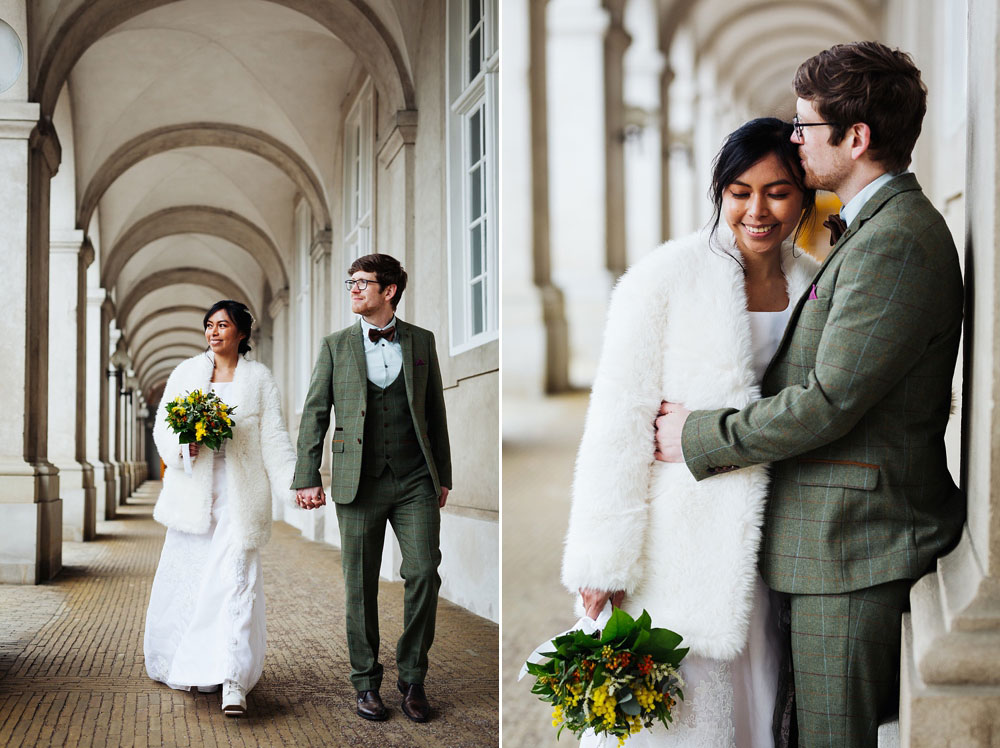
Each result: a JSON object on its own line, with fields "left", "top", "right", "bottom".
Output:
{"left": 397, "top": 679, "right": 430, "bottom": 722}
{"left": 356, "top": 690, "right": 388, "bottom": 721}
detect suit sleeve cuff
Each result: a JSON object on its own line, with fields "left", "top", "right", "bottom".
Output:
{"left": 682, "top": 408, "right": 737, "bottom": 481}
{"left": 290, "top": 470, "right": 322, "bottom": 490}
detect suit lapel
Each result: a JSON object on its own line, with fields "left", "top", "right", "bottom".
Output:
{"left": 347, "top": 320, "right": 368, "bottom": 406}
{"left": 765, "top": 174, "right": 923, "bottom": 380}
{"left": 398, "top": 319, "right": 415, "bottom": 405}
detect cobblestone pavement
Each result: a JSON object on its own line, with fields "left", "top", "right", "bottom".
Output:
{"left": 501, "top": 393, "right": 589, "bottom": 748}
{"left": 0, "top": 482, "right": 498, "bottom": 748}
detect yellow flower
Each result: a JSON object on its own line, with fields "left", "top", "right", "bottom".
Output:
{"left": 223, "top": 415, "right": 231, "bottom": 426}
{"left": 195, "top": 421, "right": 207, "bottom": 441}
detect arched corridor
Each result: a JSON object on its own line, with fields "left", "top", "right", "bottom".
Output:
{"left": 0, "top": 482, "right": 499, "bottom": 746}
{"left": 2, "top": 0, "right": 497, "bottom": 626}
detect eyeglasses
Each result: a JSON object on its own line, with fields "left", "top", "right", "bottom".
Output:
{"left": 792, "top": 114, "right": 839, "bottom": 140}
{"left": 344, "top": 278, "right": 381, "bottom": 291}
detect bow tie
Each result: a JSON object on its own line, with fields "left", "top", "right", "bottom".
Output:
{"left": 823, "top": 214, "right": 848, "bottom": 246}
{"left": 368, "top": 326, "right": 396, "bottom": 343}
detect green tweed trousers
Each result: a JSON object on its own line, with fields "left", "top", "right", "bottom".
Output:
{"left": 334, "top": 467, "right": 441, "bottom": 692}
{"left": 789, "top": 579, "right": 911, "bottom": 748}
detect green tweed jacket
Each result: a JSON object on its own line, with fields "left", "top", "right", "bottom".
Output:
{"left": 681, "top": 174, "right": 965, "bottom": 595}
{"left": 291, "top": 318, "right": 452, "bottom": 503}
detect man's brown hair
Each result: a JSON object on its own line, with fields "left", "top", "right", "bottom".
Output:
{"left": 794, "top": 41, "right": 926, "bottom": 173}
{"left": 348, "top": 253, "right": 408, "bottom": 309}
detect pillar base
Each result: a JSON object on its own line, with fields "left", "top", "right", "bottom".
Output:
{"left": 55, "top": 460, "right": 95, "bottom": 542}
{"left": 0, "top": 459, "right": 62, "bottom": 584}
{"left": 102, "top": 461, "right": 118, "bottom": 519}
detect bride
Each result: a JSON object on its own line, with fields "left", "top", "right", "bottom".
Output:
{"left": 562, "top": 118, "right": 818, "bottom": 746}
{"left": 144, "top": 299, "right": 297, "bottom": 715}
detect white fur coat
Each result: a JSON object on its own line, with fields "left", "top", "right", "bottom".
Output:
{"left": 152, "top": 353, "right": 297, "bottom": 550}
{"left": 562, "top": 230, "right": 818, "bottom": 660}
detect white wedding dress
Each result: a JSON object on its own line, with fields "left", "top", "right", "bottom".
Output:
{"left": 581, "top": 306, "right": 790, "bottom": 748}
{"left": 144, "top": 381, "right": 267, "bottom": 692}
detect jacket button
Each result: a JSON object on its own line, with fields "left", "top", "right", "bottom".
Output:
{"left": 361, "top": 409, "right": 365, "bottom": 416}
{"left": 357, "top": 438, "right": 362, "bottom": 444}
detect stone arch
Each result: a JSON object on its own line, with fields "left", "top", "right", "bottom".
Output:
{"left": 694, "top": 2, "right": 874, "bottom": 64}
{"left": 128, "top": 305, "right": 207, "bottom": 354}
{"left": 714, "top": 27, "right": 845, "bottom": 83}
{"left": 32, "top": 0, "right": 415, "bottom": 120}
{"left": 135, "top": 342, "right": 204, "bottom": 377}
{"left": 117, "top": 268, "right": 252, "bottom": 331}
{"left": 132, "top": 327, "right": 204, "bottom": 372}
{"left": 77, "top": 122, "right": 331, "bottom": 232}
{"left": 101, "top": 206, "right": 287, "bottom": 294}
{"left": 139, "top": 352, "right": 200, "bottom": 385}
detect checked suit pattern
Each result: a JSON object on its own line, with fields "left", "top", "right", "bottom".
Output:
{"left": 292, "top": 318, "right": 452, "bottom": 691}
{"left": 681, "top": 174, "right": 965, "bottom": 746}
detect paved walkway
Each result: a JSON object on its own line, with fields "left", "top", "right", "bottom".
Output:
{"left": 501, "top": 392, "right": 589, "bottom": 748}
{"left": 0, "top": 482, "right": 498, "bottom": 748}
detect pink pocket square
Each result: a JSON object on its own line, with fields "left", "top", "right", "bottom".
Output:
{"left": 415, "top": 359, "right": 426, "bottom": 366}
{"left": 809, "top": 284, "right": 819, "bottom": 300}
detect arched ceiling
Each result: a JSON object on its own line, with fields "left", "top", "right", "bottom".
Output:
{"left": 29, "top": 0, "right": 415, "bottom": 394}
{"left": 663, "top": 0, "right": 881, "bottom": 119}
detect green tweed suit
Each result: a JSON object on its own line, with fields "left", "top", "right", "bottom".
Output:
{"left": 292, "top": 318, "right": 452, "bottom": 691}
{"left": 681, "top": 174, "right": 965, "bottom": 746}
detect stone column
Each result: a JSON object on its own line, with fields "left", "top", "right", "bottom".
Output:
{"left": 48, "top": 230, "right": 96, "bottom": 541}
{"left": 603, "top": 0, "right": 630, "bottom": 278}
{"left": 546, "top": 0, "right": 612, "bottom": 386}
{"left": 376, "top": 110, "right": 417, "bottom": 318}
{"left": 98, "top": 298, "right": 117, "bottom": 519}
{"left": 899, "top": 1, "right": 1000, "bottom": 743}
{"left": 310, "top": 230, "right": 333, "bottom": 351}
{"left": 266, "top": 289, "right": 290, "bottom": 520}
{"left": 0, "top": 102, "right": 62, "bottom": 582}
{"left": 83, "top": 245, "right": 106, "bottom": 521}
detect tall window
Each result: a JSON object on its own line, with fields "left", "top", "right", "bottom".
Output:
{"left": 294, "top": 198, "right": 312, "bottom": 411}
{"left": 344, "top": 80, "right": 374, "bottom": 323}
{"left": 447, "top": 0, "right": 498, "bottom": 352}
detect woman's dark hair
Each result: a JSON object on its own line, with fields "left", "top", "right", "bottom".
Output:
{"left": 203, "top": 300, "right": 254, "bottom": 356}
{"left": 708, "top": 117, "right": 816, "bottom": 251}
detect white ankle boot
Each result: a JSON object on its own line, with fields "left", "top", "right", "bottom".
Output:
{"left": 221, "top": 680, "right": 246, "bottom": 715}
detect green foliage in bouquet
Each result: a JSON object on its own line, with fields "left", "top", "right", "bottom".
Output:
{"left": 526, "top": 608, "right": 688, "bottom": 746}
{"left": 164, "top": 389, "right": 236, "bottom": 450}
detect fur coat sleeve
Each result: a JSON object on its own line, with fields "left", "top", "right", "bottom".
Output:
{"left": 561, "top": 254, "right": 668, "bottom": 596}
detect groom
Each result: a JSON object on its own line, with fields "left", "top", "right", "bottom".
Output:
{"left": 291, "top": 252, "right": 451, "bottom": 723}
{"left": 655, "top": 43, "right": 965, "bottom": 747}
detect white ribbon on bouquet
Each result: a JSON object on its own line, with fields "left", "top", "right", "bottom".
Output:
{"left": 181, "top": 443, "right": 193, "bottom": 476}
{"left": 518, "top": 601, "right": 614, "bottom": 681}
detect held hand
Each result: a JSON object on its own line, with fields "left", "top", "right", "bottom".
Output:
{"left": 295, "top": 486, "right": 326, "bottom": 509}
{"left": 439, "top": 486, "right": 450, "bottom": 508}
{"left": 579, "top": 588, "right": 625, "bottom": 620}
{"left": 654, "top": 401, "right": 691, "bottom": 463}
{"left": 183, "top": 443, "right": 200, "bottom": 460}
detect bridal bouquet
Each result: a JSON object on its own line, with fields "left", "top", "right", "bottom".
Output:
{"left": 524, "top": 608, "right": 687, "bottom": 746}
{"left": 164, "top": 389, "right": 236, "bottom": 451}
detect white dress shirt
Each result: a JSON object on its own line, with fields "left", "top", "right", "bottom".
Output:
{"left": 840, "top": 171, "right": 901, "bottom": 227}
{"left": 360, "top": 315, "right": 402, "bottom": 388}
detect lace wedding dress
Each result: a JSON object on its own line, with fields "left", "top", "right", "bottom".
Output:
{"left": 144, "top": 381, "right": 266, "bottom": 692}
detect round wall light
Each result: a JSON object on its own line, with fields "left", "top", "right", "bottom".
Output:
{"left": 0, "top": 19, "right": 24, "bottom": 94}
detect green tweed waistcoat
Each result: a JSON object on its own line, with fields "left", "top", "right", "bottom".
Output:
{"left": 681, "top": 174, "right": 966, "bottom": 595}
{"left": 291, "top": 318, "right": 452, "bottom": 504}
{"left": 361, "top": 376, "right": 428, "bottom": 479}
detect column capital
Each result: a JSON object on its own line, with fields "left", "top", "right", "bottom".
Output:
{"left": 101, "top": 294, "right": 116, "bottom": 317}
{"left": 377, "top": 109, "right": 418, "bottom": 168}
{"left": 49, "top": 229, "right": 87, "bottom": 254}
{"left": 267, "top": 287, "right": 290, "bottom": 319}
{"left": 309, "top": 229, "right": 333, "bottom": 262}
{"left": 29, "top": 117, "right": 61, "bottom": 175}
{"left": 0, "top": 101, "right": 40, "bottom": 139}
